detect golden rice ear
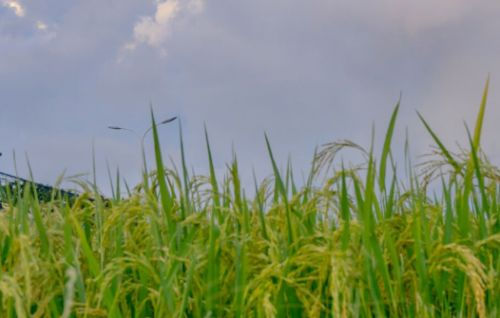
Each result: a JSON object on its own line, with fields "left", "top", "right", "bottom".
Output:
{"left": 1, "top": 88, "right": 498, "bottom": 317}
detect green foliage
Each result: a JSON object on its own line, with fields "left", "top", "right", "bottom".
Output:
{"left": 0, "top": 180, "right": 76, "bottom": 206}
{"left": 0, "top": 82, "right": 499, "bottom": 317}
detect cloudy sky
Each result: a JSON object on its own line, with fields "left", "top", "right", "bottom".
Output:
{"left": 1, "top": 0, "right": 500, "bottom": 192}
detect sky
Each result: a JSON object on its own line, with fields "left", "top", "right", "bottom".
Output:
{"left": 1, "top": 0, "right": 500, "bottom": 193}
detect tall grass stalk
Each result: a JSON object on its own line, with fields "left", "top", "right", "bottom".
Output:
{"left": 0, "top": 82, "right": 499, "bottom": 317}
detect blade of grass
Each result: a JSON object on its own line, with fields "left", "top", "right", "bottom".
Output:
{"left": 472, "top": 76, "right": 490, "bottom": 148}
{"left": 150, "top": 108, "right": 175, "bottom": 235}
{"left": 204, "top": 125, "right": 221, "bottom": 222}
{"left": 25, "top": 155, "right": 50, "bottom": 257}
{"left": 252, "top": 169, "right": 268, "bottom": 240}
{"left": 106, "top": 160, "right": 116, "bottom": 200}
{"left": 178, "top": 120, "right": 191, "bottom": 218}
{"left": 465, "top": 125, "right": 488, "bottom": 239}
{"left": 417, "top": 112, "right": 461, "bottom": 172}
{"left": 340, "top": 163, "right": 350, "bottom": 251}
{"left": 379, "top": 98, "right": 400, "bottom": 192}
{"left": 264, "top": 133, "right": 294, "bottom": 245}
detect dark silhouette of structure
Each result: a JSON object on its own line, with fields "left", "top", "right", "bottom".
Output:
{"left": 0, "top": 171, "right": 78, "bottom": 208}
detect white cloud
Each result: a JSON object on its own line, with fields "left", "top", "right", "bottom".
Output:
{"left": 1, "top": 0, "right": 25, "bottom": 17}
{"left": 123, "top": 0, "right": 204, "bottom": 55}
{"left": 125, "top": 0, "right": 180, "bottom": 52}
{"left": 155, "top": 0, "right": 179, "bottom": 24}
{"left": 36, "top": 21, "right": 48, "bottom": 31}
{"left": 1, "top": 1, "right": 53, "bottom": 35}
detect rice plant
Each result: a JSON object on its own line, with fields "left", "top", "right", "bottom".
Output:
{"left": 0, "top": 81, "right": 498, "bottom": 317}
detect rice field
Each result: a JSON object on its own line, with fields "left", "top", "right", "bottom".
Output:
{"left": 0, "top": 81, "right": 499, "bottom": 317}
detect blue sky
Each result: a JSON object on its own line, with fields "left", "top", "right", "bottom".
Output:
{"left": 1, "top": 0, "right": 500, "bottom": 191}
